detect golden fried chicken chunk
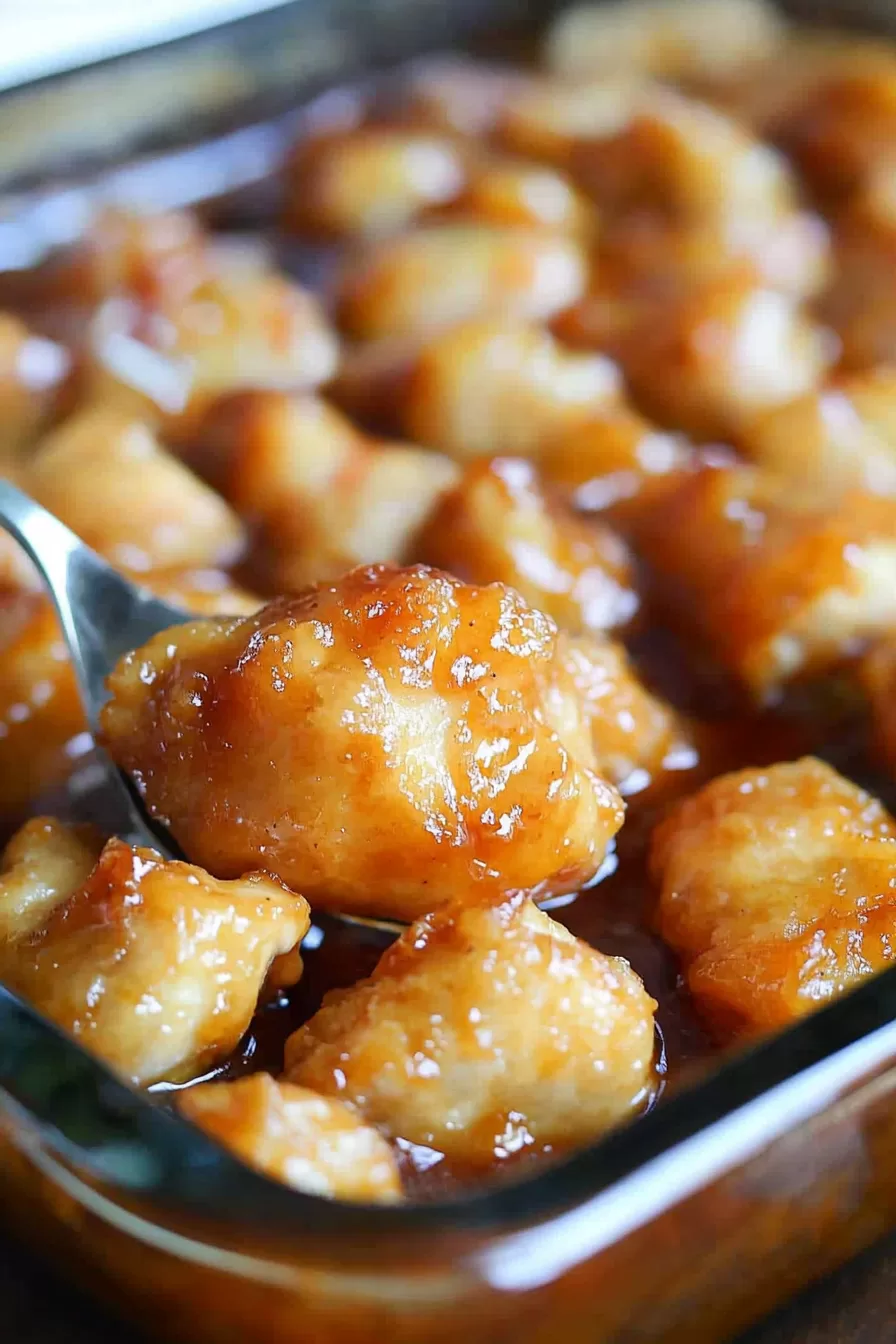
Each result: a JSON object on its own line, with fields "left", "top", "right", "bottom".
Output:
{"left": 85, "top": 260, "right": 339, "bottom": 435}
{"left": 336, "top": 225, "right": 588, "bottom": 341}
{"left": 283, "top": 128, "right": 466, "bottom": 239}
{"left": 0, "top": 828, "right": 310, "bottom": 1086}
{"left": 415, "top": 457, "right": 639, "bottom": 635}
{"left": 741, "top": 369, "right": 896, "bottom": 498}
{"left": 617, "top": 275, "right": 834, "bottom": 442}
{"left": 179, "top": 1074, "right": 401, "bottom": 1203}
{"left": 650, "top": 758, "right": 896, "bottom": 1038}
{"left": 549, "top": 633, "right": 699, "bottom": 798}
{"left": 192, "top": 391, "right": 458, "bottom": 590}
{"left": 100, "top": 565, "right": 625, "bottom": 921}
{"left": 0, "top": 816, "right": 101, "bottom": 943}
{"left": 546, "top": 0, "right": 785, "bottom": 83}
{"left": 285, "top": 893, "right": 657, "bottom": 1166}
{"left": 26, "top": 406, "right": 246, "bottom": 574}
{"left": 628, "top": 463, "right": 896, "bottom": 700}
{"left": 401, "top": 319, "right": 621, "bottom": 460}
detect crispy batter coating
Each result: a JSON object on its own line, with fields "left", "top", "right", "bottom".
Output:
{"left": 548, "top": 633, "right": 699, "bottom": 797}
{"left": 0, "top": 816, "right": 102, "bottom": 943}
{"left": 650, "top": 758, "right": 896, "bottom": 1037}
{"left": 401, "top": 319, "right": 621, "bottom": 460}
{"left": 415, "top": 457, "right": 639, "bottom": 635}
{"left": 285, "top": 893, "right": 657, "bottom": 1165}
{"left": 179, "top": 1073, "right": 402, "bottom": 1202}
{"left": 100, "top": 565, "right": 625, "bottom": 921}
{"left": 335, "top": 225, "right": 588, "bottom": 341}
{"left": 546, "top": 0, "right": 785, "bottom": 83}
{"left": 628, "top": 463, "right": 896, "bottom": 700}
{"left": 26, "top": 407, "right": 246, "bottom": 573}
{"left": 0, "top": 829, "right": 310, "bottom": 1085}
{"left": 283, "top": 128, "right": 466, "bottom": 239}
{"left": 192, "top": 391, "right": 458, "bottom": 591}
{"left": 742, "top": 369, "right": 896, "bottom": 498}
{"left": 617, "top": 275, "right": 834, "bottom": 441}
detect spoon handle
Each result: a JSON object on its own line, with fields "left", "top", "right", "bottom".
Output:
{"left": 0, "top": 480, "right": 183, "bottom": 732}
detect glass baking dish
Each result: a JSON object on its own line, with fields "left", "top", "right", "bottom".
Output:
{"left": 3, "top": 1, "right": 896, "bottom": 1339}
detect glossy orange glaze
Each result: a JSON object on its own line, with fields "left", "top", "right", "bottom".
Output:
{"left": 1, "top": 834, "right": 310, "bottom": 1086}
{"left": 414, "top": 456, "right": 640, "bottom": 635}
{"left": 100, "top": 565, "right": 624, "bottom": 921}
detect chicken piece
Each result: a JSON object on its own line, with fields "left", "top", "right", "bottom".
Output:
{"left": 415, "top": 457, "right": 639, "bottom": 635}
{"left": 538, "top": 405, "right": 698, "bottom": 518}
{"left": 26, "top": 406, "right": 246, "bottom": 574}
{"left": 617, "top": 274, "right": 834, "bottom": 441}
{"left": 549, "top": 633, "right": 699, "bottom": 798}
{"left": 434, "top": 157, "right": 596, "bottom": 236}
{"left": 769, "top": 53, "right": 896, "bottom": 202}
{"left": 545, "top": 0, "right": 785, "bottom": 84}
{"left": 285, "top": 892, "right": 657, "bottom": 1166}
{"left": 500, "top": 79, "right": 794, "bottom": 218}
{"left": 0, "top": 207, "right": 210, "bottom": 315}
{"left": 84, "top": 262, "right": 339, "bottom": 436}
{"left": 0, "top": 314, "right": 70, "bottom": 463}
{"left": 741, "top": 369, "right": 896, "bottom": 499}
{"left": 0, "top": 593, "right": 87, "bottom": 815}
{"left": 599, "top": 210, "right": 830, "bottom": 304}
{"left": 390, "top": 56, "right": 533, "bottom": 141}
{"left": 0, "top": 831, "right": 310, "bottom": 1086}
{"left": 859, "top": 635, "right": 896, "bottom": 777}
{"left": 401, "top": 319, "right": 621, "bottom": 460}
{"left": 336, "top": 225, "right": 588, "bottom": 341}
{"left": 100, "top": 565, "right": 625, "bottom": 922}
{"left": 0, "top": 571, "right": 260, "bottom": 817}
{"left": 0, "top": 816, "right": 102, "bottom": 943}
{"left": 650, "top": 757, "right": 896, "bottom": 1039}
{"left": 191, "top": 391, "right": 458, "bottom": 591}
{"left": 282, "top": 128, "right": 466, "bottom": 240}
{"left": 628, "top": 463, "right": 896, "bottom": 700}
{"left": 179, "top": 1074, "right": 401, "bottom": 1203}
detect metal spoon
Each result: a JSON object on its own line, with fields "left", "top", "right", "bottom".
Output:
{"left": 0, "top": 479, "right": 404, "bottom": 936}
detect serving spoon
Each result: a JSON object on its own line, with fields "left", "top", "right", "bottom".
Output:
{"left": 0, "top": 478, "right": 406, "bottom": 936}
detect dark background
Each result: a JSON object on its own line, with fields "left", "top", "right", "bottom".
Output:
{"left": 5, "top": 1226, "right": 896, "bottom": 1343}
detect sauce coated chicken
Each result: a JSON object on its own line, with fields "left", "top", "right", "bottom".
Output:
{"left": 285, "top": 892, "right": 657, "bottom": 1167}
{"left": 6, "top": 0, "right": 896, "bottom": 1206}
{"left": 100, "top": 565, "right": 624, "bottom": 921}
